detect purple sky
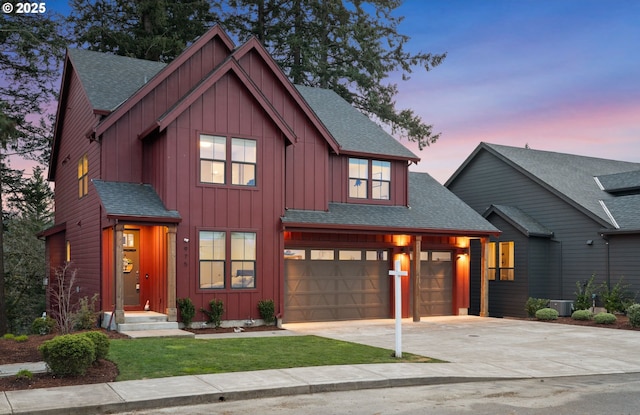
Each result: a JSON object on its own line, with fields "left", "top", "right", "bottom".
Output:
{"left": 394, "top": 0, "right": 640, "bottom": 183}
{"left": 9, "top": 1, "right": 640, "bottom": 185}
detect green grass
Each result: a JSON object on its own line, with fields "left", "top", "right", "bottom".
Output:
{"left": 108, "top": 335, "right": 442, "bottom": 381}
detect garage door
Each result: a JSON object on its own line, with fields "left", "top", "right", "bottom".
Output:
{"left": 419, "top": 251, "right": 453, "bottom": 316}
{"left": 284, "top": 248, "right": 390, "bottom": 323}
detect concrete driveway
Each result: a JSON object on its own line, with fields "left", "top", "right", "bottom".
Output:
{"left": 283, "top": 316, "right": 640, "bottom": 378}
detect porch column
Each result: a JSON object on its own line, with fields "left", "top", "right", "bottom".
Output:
{"left": 114, "top": 224, "right": 125, "bottom": 324}
{"left": 166, "top": 225, "right": 177, "bottom": 322}
{"left": 412, "top": 236, "right": 422, "bottom": 322}
{"left": 479, "top": 237, "right": 489, "bottom": 317}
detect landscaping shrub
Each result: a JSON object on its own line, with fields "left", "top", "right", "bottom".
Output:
{"left": 571, "top": 309, "right": 593, "bottom": 320}
{"left": 177, "top": 297, "right": 196, "bottom": 328}
{"left": 13, "top": 334, "right": 28, "bottom": 342}
{"left": 574, "top": 275, "right": 596, "bottom": 310}
{"left": 73, "top": 294, "right": 100, "bottom": 331}
{"left": 31, "top": 315, "right": 56, "bottom": 335}
{"left": 80, "top": 331, "right": 110, "bottom": 361}
{"left": 258, "top": 299, "right": 275, "bottom": 325}
{"left": 39, "top": 334, "right": 96, "bottom": 376}
{"left": 201, "top": 299, "right": 224, "bottom": 328}
{"left": 525, "top": 297, "right": 549, "bottom": 318}
{"left": 594, "top": 312, "right": 617, "bottom": 325}
{"left": 2, "top": 333, "right": 15, "bottom": 340}
{"left": 599, "top": 278, "right": 635, "bottom": 314}
{"left": 535, "top": 308, "right": 559, "bottom": 320}
{"left": 626, "top": 304, "right": 640, "bottom": 328}
{"left": 15, "top": 369, "right": 33, "bottom": 380}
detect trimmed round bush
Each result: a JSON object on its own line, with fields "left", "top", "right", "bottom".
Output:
{"left": 535, "top": 307, "right": 559, "bottom": 320}
{"left": 594, "top": 312, "right": 617, "bottom": 325}
{"left": 31, "top": 316, "right": 57, "bottom": 335}
{"left": 626, "top": 304, "right": 640, "bottom": 328}
{"left": 39, "top": 334, "right": 96, "bottom": 376}
{"left": 571, "top": 309, "right": 593, "bottom": 321}
{"left": 80, "top": 331, "right": 110, "bottom": 361}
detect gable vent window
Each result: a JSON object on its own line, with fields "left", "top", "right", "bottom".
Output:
{"left": 78, "top": 154, "right": 88, "bottom": 198}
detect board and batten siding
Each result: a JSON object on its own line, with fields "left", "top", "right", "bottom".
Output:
{"left": 449, "top": 150, "right": 610, "bottom": 313}
{"left": 608, "top": 234, "right": 640, "bottom": 290}
{"left": 146, "top": 71, "right": 286, "bottom": 320}
{"left": 52, "top": 68, "right": 103, "bottom": 302}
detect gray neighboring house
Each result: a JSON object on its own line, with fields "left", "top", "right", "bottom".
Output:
{"left": 446, "top": 142, "right": 640, "bottom": 317}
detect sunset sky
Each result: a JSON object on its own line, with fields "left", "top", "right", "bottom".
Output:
{"left": 394, "top": 0, "right": 640, "bottom": 182}
{"left": 11, "top": 1, "right": 640, "bottom": 184}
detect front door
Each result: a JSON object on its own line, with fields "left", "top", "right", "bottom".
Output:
{"left": 123, "top": 230, "right": 141, "bottom": 308}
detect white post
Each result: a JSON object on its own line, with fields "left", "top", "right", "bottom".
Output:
{"left": 389, "top": 259, "right": 407, "bottom": 358}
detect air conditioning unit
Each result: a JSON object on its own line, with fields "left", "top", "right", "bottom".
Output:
{"left": 550, "top": 300, "right": 573, "bottom": 317}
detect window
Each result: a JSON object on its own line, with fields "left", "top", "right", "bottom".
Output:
{"left": 372, "top": 160, "right": 390, "bottom": 200}
{"left": 66, "top": 241, "right": 71, "bottom": 262}
{"left": 231, "top": 232, "right": 256, "bottom": 288}
{"left": 231, "top": 138, "right": 257, "bottom": 186}
{"left": 488, "top": 242, "right": 496, "bottom": 280}
{"left": 200, "top": 135, "right": 257, "bottom": 186}
{"left": 487, "top": 241, "right": 514, "bottom": 281}
{"left": 499, "top": 241, "right": 515, "bottom": 280}
{"left": 78, "top": 154, "right": 88, "bottom": 198}
{"left": 310, "top": 250, "right": 334, "bottom": 260}
{"left": 349, "top": 158, "right": 368, "bottom": 198}
{"left": 199, "top": 231, "right": 257, "bottom": 290}
{"left": 199, "top": 231, "right": 225, "bottom": 289}
{"left": 338, "top": 250, "right": 362, "bottom": 260}
{"left": 349, "top": 158, "right": 391, "bottom": 200}
{"left": 200, "top": 134, "right": 226, "bottom": 184}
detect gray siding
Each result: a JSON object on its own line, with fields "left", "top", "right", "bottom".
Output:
{"left": 608, "top": 234, "right": 640, "bottom": 291}
{"left": 449, "top": 150, "right": 610, "bottom": 315}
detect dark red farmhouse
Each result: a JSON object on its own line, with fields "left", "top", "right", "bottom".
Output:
{"left": 43, "top": 26, "right": 499, "bottom": 332}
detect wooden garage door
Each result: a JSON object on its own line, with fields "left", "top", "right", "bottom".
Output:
{"left": 419, "top": 251, "right": 453, "bottom": 316}
{"left": 284, "top": 249, "right": 390, "bottom": 323}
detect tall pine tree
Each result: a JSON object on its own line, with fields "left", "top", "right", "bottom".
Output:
{"left": 68, "top": 0, "right": 216, "bottom": 62}
{"left": 0, "top": 11, "right": 65, "bottom": 334}
{"left": 220, "top": 0, "right": 447, "bottom": 149}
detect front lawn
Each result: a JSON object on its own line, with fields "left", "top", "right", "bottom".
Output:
{"left": 109, "top": 335, "right": 440, "bottom": 381}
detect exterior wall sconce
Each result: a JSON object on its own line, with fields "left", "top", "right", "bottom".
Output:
{"left": 586, "top": 240, "right": 593, "bottom": 245}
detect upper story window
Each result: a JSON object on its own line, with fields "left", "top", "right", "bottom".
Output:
{"left": 348, "top": 158, "right": 390, "bottom": 200}
{"left": 200, "top": 134, "right": 226, "bottom": 184}
{"left": 231, "top": 138, "right": 257, "bottom": 186}
{"left": 200, "top": 134, "right": 257, "bottom": 186}
{"left": 78, "top": 154, "right": 88, "bottom": 198}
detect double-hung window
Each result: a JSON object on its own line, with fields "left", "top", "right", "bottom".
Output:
{"left": 199, "top": 231, "right": 256, "bottom": 290}
{"left": 349, "top": 158, "right": 390, "bottom": 200}
{"left": 199, "top": 231, "right": 225, "bottom": 289}
{"left": 200, "top": 134, "right": 256, "bottom": 186}
{"left": 231, "top": 138, "right": 256, "bottom": 186}
{"left": 200, "top": 135, "right": 226, "bottom": 184}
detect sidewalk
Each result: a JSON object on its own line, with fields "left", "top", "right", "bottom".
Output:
{"left": 2, "top": 316, "right": 640, "bottom": 415}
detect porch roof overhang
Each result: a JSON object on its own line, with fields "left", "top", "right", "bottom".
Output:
{"left": 483, "top": 204, "right": 554, "bottom": 238}
{"left": 93, "top": 180, "right": 182, "bottom": 223}
{"left": 281, "top": 201, "right": 501, "bottom": 238}
{"left": 36, "top": 222, "right": 67, "bottom": 239}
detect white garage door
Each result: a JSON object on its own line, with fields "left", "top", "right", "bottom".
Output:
{"left": 284, "top": 248, "right": 390, "bottom": 323}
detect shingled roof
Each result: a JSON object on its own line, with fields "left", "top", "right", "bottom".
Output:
{"left": 448, "top": 143, "right": 640, "bottom": 230}
{"left": 295, "top": 85, "right": 420, "bottom": 161}
{"left": 282, "top": 172, "right": 499, "bottom": 235}
{"left": 483, "top": 205, "right": 554, "bottom": 237}
{"left": 68, "top": 48, "right": 166, "bottom": 112}
{"left": 93, "top": 180, "right": 181, "bottom": 222}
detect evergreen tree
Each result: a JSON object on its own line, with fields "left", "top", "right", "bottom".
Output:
{"left": 68, "top": 0, "right": 217, "bottom": 62}
{"left": 220, "top": 0, "right": 446, "bottom": 149}
{"left": 4, "top": 168, "right": 53, "bottom": 334}
{"left": 0, "top": 11, "right": 65, "bottom": 334}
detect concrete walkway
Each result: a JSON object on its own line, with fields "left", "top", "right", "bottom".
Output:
{"left": 2, "top": 316, "right": 639, "bottom": 414}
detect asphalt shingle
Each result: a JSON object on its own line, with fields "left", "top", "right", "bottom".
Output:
{"left": 93, "top": 180, "right": 181, "bottom": 221}
{"left": 68, "top": 49, "right": 166, "bottom": 112}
